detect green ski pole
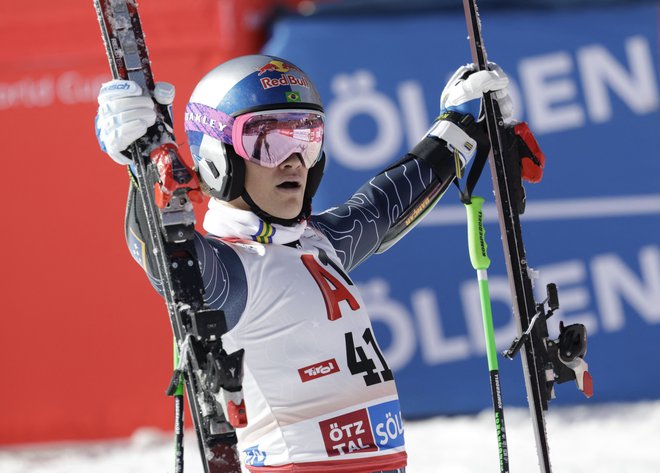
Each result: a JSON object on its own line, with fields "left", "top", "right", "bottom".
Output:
{"left": 173, "top": 341, "right": 185, "bottom": 473}
{"left": 465, "top": 196, "right": 510, "bottom": 473}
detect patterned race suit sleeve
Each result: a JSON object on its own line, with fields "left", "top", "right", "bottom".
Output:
{"left": 310, "top": 137, "right": 458, "bottom": 273}
{"left": 124, "top": 180, "right": 248, "bottom": 330}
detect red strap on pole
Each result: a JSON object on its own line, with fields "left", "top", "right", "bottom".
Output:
{"left": 514, "top": 122, "right": 546, "bottom": 184}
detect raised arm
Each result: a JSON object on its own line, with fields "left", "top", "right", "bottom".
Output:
{"left": 311, "top": 64, "right": 511, "bottom": 272}
{"left": 97, "top": 79, "right": 248, "bottom": 330}
{"left": 310, "top": 119, "right": 480, "bottom": 272}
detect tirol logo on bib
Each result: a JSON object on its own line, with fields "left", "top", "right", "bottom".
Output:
{"left": 298, "top": 358, "right": 340, "bottom": 383}
{"left": 318, "top": 400, "right": 404, "bottom": 457}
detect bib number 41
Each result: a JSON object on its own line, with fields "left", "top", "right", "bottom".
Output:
{"left": 346, "top": 328, "right": 394, "bottom": 386}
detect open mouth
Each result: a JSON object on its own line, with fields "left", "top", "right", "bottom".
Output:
{"left": 276, "top": 181, "right": 301, "bottom": 189}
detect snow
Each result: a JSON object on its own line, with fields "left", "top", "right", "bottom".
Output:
{"left": 1, "top": 400, "right": 659, "bottom": 473}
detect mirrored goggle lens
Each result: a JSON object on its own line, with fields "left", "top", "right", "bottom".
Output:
{"left": 234, "top": 111, "right": 324, "bottom": 168}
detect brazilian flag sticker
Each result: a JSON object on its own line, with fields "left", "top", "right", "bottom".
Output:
{"left": 286, "top": 91, "right": 301, "bottom": 103}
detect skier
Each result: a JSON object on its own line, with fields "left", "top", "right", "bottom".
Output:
{"left": 96, "top": 54, "right": 513, "bottom": 473}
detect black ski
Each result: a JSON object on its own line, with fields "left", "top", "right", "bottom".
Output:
{"left": 93, "top": 1, "right": 242, "bottom": 472}
{"left": 460, "top": 1, "right": 593, "bottom": 472}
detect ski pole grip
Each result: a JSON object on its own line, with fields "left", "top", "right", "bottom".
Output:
{"left": 171, "top": 339, "right": 184, "bottom": 397}
{"left": 465, "top": 196, "right": 491, "bottom": 271}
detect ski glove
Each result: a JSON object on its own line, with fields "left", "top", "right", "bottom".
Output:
{"left": 96, "top": 80, "right": 175, "bottom": 165}
{"left": 440, "top": 63, "right": 513, "bottom": 123}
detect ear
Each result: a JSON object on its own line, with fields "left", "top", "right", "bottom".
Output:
{"left": 221, "top": 144, "right": 246, "bottom": 201}
{"left": 305, "top": 152, "right": 325, "bottom": 200}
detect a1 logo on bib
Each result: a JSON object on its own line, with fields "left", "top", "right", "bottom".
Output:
{"left": 301, "top": 249, "right": 360, "bottom": 321}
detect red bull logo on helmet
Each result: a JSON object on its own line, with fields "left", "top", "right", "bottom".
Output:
{"left": 260, "top": 74, "right": 310, "bottom": 90}
{"left": 257, "top": 60, "right": 310, "bottom": 90}
{"left": 257, "top": 60, "right": 301, "bottom": 76}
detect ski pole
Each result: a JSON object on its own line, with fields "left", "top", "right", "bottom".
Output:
{"left": 173, "top": 341, "right": 185, "bottom": 473}
{"left": 465, "top": 196, "right": 509, "bottom": 473}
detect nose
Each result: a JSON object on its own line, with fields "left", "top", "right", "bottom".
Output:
{"left": 280, "top": 153, "right": 304, "bottom": 169}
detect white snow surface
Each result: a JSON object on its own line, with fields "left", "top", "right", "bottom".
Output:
{"left": 1, "top": 400, "right": 659, "bottom": 473}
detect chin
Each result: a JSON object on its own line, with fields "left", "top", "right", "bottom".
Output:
{"left": 271, "top": 201, "right": 304, "bottom": 221}
{"left": 278, "top": 208, "right": 303, "bottom": 220}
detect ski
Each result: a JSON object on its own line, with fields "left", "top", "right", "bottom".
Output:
{"left": 460, "top": 1, "right": 593, "bottom": 472}
{"left": 93, "top": 1, "right": 242, "bottom": 472}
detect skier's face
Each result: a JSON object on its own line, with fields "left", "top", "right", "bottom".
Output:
{"left": 235, "top": 153, "right": 308, "bottom": 219}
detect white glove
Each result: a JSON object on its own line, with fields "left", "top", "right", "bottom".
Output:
{"left": 440, "top": 63, "right": 513, "bottom": 122}
{"left": 96, "top": 80, "right": 175, "bottom": 165}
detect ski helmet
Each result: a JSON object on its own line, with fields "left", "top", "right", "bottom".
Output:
{"left": 184, "top": 54, "right": 325, "bottom": 225}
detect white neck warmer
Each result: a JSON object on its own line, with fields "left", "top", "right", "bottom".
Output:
{"left": 203, "top": 198, "right": 307, "bottom": 245}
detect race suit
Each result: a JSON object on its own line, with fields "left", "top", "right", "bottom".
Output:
{"left": 125, "top": 136, "right": 459, "bottom": 473}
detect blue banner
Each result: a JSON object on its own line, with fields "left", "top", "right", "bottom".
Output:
{"left": 264, "top": 3, "right": 660, "bottom": 417}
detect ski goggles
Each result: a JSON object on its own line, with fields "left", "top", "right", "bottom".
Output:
{"left": 232, "top": 109, "right": 324, "bottom": 169}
